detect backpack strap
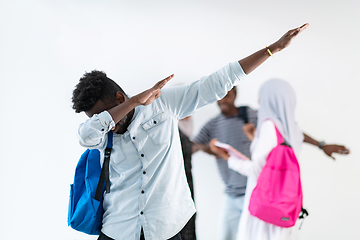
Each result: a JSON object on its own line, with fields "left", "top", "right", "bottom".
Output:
{"left": 94, "top": 131, "right": 113, "bottom": 201}
{"left": 298, "top": 208, "right": 309, "bottom": 229}
{"left": 270, "top": 120, "right": 293, "bottom": 148}
{"left": 238, "top": 106, "right": 249, "bottom": 124}
{"left": 269, "top": 120, "right": 283, "bottom": 146}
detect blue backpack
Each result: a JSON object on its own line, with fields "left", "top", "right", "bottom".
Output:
{"left": 68, "top": 132, "right": 113, "bottom": 235}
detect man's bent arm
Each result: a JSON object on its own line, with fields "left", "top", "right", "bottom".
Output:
{"left": 78, "top": 75, "right": 173, "bottom": 149}
{"left": 108, "top": 75, "right": 173, "bottom": 124}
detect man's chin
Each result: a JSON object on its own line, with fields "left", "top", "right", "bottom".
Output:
{"left": 112, "top": 122, "right": 128, "bottom": 134}
{"left": 111, "top": 125, "right": 120, "bottom": 133}
{"left": 219, "top": 107, "right": 229, "bottom": 115}
{"left": 112, "top": 112, "right": 132, "bottom": 134}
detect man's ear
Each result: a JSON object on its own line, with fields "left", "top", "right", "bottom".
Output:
{"left": 115, "top": 92, "right": 126, "bottom": 104}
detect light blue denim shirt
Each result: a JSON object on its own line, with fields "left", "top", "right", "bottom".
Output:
{"left": 77, "top": 62, "right": 246, "bottom": 240}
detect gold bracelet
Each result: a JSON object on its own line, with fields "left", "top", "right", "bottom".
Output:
{"left": 266, "top": 46, "right": 273, "bottom": 57}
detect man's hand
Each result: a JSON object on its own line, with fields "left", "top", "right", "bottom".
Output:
{"left": 238, "top": 23, "right": 309, "bottom": 74}
{"left": 269, "top": 23, "right": 309, "bottom": 54}
{"left": 192, "top": 142, "right": 221, "bottom": 158}
{"left": 322, "top": 144, "right": 350, "bottom": 160}
{"left": 243, "top": 123, "right": 256, "bottom": 142}
{"left": 133, "top": 74, "right": 174, "bottom": 106}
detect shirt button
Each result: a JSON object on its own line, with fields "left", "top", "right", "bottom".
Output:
{"left": 143, "top": 171, "right": 146, "bottom": 175}
{"left": 132, "top": 136, "right": 136, "bottom": 140}
{"left": 141, "top": 154, "right": 144, "bottom": 157}
{"left": 153, "top": 120, "right": 157, "bottom": 124}
{"left": 141, "top": 190, "right": 145, "bottom": 194}
{"left": 140, "top": 211, "right": 144, "bottom": 215}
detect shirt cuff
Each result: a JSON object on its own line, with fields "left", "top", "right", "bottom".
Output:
{"left": 230, "top": 61, "right": 247, "bottom": 79}
{"left": 96, "top": 111, "right": 116, "bottom": 132}
{"left": 228, "top": 155, "right": 246, "bottom": 173}
{"left": 228, "top": 155, "right": 238, "bottom": 168}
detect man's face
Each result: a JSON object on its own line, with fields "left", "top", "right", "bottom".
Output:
{"left": 85, "top": 94, "right": 131, "bottom": 134}
{"left": 217, "top": 89, "right": 236, "bottom": 115}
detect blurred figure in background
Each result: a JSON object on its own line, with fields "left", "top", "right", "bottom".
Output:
{"left": 179, "top": 116, "right": 197, "bottom": 240}
{"left": 192, "top": 86, "right": 257, "bottom": 240}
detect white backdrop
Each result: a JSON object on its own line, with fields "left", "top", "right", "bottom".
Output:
{"left": 1, "top": 0, "right": 359, "bottom": 239}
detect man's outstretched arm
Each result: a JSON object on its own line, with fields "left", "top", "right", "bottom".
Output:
{"left": 239, "top": 23, "right": 309, "bottom": 75}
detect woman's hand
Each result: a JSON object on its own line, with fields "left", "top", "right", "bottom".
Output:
{"left": 209, "top": 139, "right": 230, "bottom": 160}
{"left": 209, "top": 139, "right": 249, "bottom": 161}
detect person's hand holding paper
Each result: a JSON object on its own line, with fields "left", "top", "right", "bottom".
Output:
{"left": 209, "top": 139, "right": 250, "bottom": 161}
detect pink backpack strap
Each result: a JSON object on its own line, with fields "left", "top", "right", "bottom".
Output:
{"left": 265, "top": 118, "right": 284, "bottom": 146}
{"left": 274, "top": 125, "right": 284, "bottom": 146}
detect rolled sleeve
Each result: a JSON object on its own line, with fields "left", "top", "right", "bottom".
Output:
{"left": 160, "top": 62, "right": 246, "bottom": 120}
{"left": 78, "top": 111, "right": 116, "bottom": 149}
{"left": 220, "top": 61, "right": 246, "bottom": 87}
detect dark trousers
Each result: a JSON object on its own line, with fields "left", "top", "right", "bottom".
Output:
{"left": 178, "top": 130, "right": 197, "bottom": 240}
{"left": 98, "top": 230, "right": 182, "bottom": 240}
{"left": 179, "top": 213, "right": 196, "bottom": 240}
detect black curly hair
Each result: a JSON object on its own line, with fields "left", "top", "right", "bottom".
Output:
{"left": 72, "top": 70, "right": 127, "bottom": 113}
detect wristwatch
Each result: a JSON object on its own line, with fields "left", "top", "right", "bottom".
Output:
{"left": 318, "top": 141, "right": 326, "bottom": 149}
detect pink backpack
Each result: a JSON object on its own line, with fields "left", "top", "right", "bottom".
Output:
{"left": 248, "top": 125, "right": 307, "bottom": 228}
